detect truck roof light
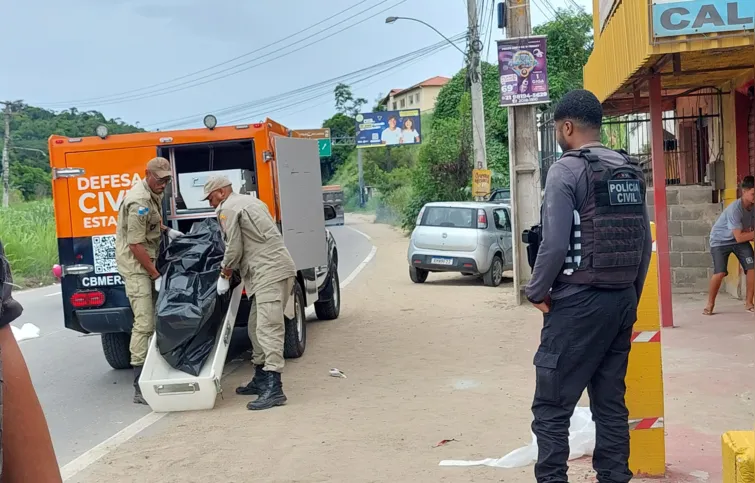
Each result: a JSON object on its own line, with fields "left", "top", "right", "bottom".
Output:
{"left": 204, "top": 114, "right": 218, "bottom": 130}
{"left": 96, "top": 125, "right": 109, "bottom": 139}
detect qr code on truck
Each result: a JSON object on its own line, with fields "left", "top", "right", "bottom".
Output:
{"left": 92, "top": 235, "right": 117, "bottom": 275}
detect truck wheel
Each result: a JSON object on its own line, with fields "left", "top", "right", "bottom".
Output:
{"left": 409, "top": 266, "right": 428, "bottom": 283}
{"left": 101, "top": 332, "right": 132, "bottom": 370}
{"left": 284, "top": 280, "right": 306, "bottom": 359}
{"left": 483, "top": 255, "right": 504, "bottom": 287}
{"left": 315, "top": 268, "right": 340, "bottom": 320}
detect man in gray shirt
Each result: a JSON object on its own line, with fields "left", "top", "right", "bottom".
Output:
{"left": 704, "top": 176, "right": 755, "bottom": 315}
{"left": 524, "top": 90, "right": 652, "bottom": 483}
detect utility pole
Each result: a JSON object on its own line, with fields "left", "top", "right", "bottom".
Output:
{"left": 467, "top": 0, "right": 488, "bottom": 190}
{"left": 1, "top": 102, "right": 11, "bottom": 209}
{"left": 357, "top": 148, "right": 365, "bottom": 207}
{"left": 505, "top": 0, "right": 542, "bottom": 305}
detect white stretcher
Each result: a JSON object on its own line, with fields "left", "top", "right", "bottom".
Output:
{"left": 138, "top": 284, "right": 244, "bottom": 413}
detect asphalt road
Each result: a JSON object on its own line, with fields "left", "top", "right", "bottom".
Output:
{"left": 14, "top": 224, "right": 374, "bottom": 467}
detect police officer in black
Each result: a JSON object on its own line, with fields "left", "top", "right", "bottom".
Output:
{"left": 525, "top": 89, "right": 652, "bottom": 482}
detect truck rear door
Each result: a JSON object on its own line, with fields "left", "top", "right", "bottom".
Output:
{"left": 59, "top": 146, "right": 156, "bottom": 333}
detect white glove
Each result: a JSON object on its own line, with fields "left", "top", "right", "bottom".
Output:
{"left": 217, "top": 276, "right": 230, "bottom": 295}
{"left": 154, "top": 276, "right": 163, "bottom": 292}
{"left": 166, "top": 228, "right": 183, "bottom": 241}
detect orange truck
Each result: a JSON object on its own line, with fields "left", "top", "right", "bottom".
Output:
{"left": 49, "top": 119, "right": 341, "bottom": 370}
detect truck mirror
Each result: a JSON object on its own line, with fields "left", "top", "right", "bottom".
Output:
{"left": 324, "top": 204, "right": 337, "bottom": 221}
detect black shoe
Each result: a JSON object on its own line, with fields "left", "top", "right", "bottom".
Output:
{"left": 236, "top": 365, "right": 266, "bottom": 396}
{"left": 247, "top": 371, "right": 287, "bottom": 410}
{"left": 133, "top": 366, "right": 148, "bottom": 405}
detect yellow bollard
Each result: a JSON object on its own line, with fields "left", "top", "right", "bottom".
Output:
{"left": 721, "top": 431, "right": 754, "bottom": 482}
{"left": 625, "top": 221, "right": 666, "bottom": 475}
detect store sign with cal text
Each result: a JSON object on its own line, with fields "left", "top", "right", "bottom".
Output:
{"left": 652, "top": 0, "right": 754, "bottom": 38}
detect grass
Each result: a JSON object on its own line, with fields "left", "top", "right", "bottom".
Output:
{"left": 0, "top": 201, "right": 58, "bottom": 287}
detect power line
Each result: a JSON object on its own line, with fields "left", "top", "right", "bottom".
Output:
{"left": 221, "top": 38, "right": 461, "bottom": 126}
{"left": 41, "top": 0, "right": 407, "bottom": 109}
{"left": 152, "top": 35, "right": 465, "bottom": 130}
{"left": 149, "top": 36, "right": 462, "bottom": 128}
{"left": 531, "top": 0, "right": 555, "bottom": 21}
{"left": 38, "top": 0, "right": 376, "bottom": 108}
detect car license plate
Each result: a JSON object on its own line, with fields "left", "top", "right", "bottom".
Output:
{"left": 431, "top": 257, "right": 454, "bottom": 266}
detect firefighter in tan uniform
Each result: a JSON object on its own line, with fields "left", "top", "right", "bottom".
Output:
{"left": 202, "top": 175, "right": 296, "bottom": 411}
{"left": 115, "top": 157, "right": 182, "bottom": 405}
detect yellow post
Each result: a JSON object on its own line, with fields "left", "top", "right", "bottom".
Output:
{"left": 626, "top": 221, "right": 666, "bottom": 475}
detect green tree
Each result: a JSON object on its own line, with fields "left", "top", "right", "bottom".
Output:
{"left": 402, "top": 62, "right": 509, "bottom": 228}
{"left": 334, "top": 83, "right": 368, "bottom": 118}
{"left": 533, "top": 9, "right": 594, "bottom": 104}
{"left": 0, "top": 103, "right": 142, "bottom": 201}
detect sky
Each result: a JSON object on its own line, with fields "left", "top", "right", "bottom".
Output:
{"left": 2, "top": 0, "right": 592, "bottom": 132}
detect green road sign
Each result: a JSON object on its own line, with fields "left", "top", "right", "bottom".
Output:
{"left": 318, "top": 138, "right": 332, "bottom": 157}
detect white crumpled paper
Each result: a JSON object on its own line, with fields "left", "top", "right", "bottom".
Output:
{"left": 11, "top": 323, "right": 40, "bottom": 342}
{"left": 439, "top": 406, "right": 595, "bottom": 469}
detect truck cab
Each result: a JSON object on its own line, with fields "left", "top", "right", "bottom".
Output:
{"left": 49, "top": 119, "right": 341, "bottom": 370}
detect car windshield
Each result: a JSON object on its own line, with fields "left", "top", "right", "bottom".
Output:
{"left": 421, "top": 207, "right": 476, "bottom": 228}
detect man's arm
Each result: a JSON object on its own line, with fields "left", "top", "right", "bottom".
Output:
{"left": 125, "top": 204, "right": 160, "bottom": 279}
{"left": 634, "top": 206, "right": 653, "bottom": 300}
{"left": 727, "top": 207, "right": 754, "bottom": 243}
{"left": 524, "top": 163, "right": 577, "bottom": 304}
{"left": 1, "top": 324, "right": 62, "bottom": 482}
{"left": 220, "top": 208, "right": 244, "bottom": 275}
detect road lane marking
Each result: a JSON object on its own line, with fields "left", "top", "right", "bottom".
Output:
{"left": 60, "top": 233, "right": 377, "bottom": 481}
{"left": 45, "top": 291, "right": 62, "bottom": 297}
{"left": 345, "top": 225, "right": 372, "bottom": 241}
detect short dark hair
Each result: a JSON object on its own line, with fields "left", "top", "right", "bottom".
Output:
{"left": 741, "top": 175, "right": 755, "bottom": 190}
{"left": 553, "top": 89, "right": 603, "bottom": 130}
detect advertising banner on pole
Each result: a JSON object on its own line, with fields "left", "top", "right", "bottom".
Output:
{"left": 497, "top": 36, "right": 550, "bottom": 107}
{"left": 354, "top": 109, "right": 421, "bottom": 148}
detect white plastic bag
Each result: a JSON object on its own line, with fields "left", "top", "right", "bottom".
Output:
{"left": 11, "top": 323, "right": 40, "bottom": 342}
{"left": 439, "top": 406, "right": 595, "bottom": 469}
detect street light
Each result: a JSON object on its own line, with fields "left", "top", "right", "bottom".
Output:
{"left": 10, "top": 147, "right": 47, "bottom": 157}
{"left": 385, "top": 16, "right": 467, "bottom": 57}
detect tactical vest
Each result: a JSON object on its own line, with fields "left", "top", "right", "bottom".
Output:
{"left": 555, "top": 148, "right": 647, "bottom": 288}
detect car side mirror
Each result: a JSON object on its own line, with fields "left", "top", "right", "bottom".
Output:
{"left": 324, "top": 204, "right": 337, "bottom": 221}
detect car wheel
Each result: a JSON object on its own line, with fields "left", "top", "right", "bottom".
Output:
{"left": 409, "top": 266, "right": 429, "bottom": 283}
{"left": 315, "top": 267, "right": 340, "bottom": 320}
{"left": 101, "top": 332, "right": 132, "bottom": 370}
{"left": 483, "top": 255, "right": 504, "bottom": 287}
{"left": 284, "top": 280, "right": 307, "bottom": 359}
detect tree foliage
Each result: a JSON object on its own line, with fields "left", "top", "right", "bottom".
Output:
{"left": 1, "top": 104, "right": 142, "bottom": 201}
{"left": 334, "top": 83, "right": 368, "bottom": 118}
{"left": 532, "top": 10, "right": 594, "bottom": 104}
{"left": 402, "top": 62, "right": 509, "bottom": 228}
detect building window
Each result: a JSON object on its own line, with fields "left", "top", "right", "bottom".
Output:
{"left": 400, "top": 98, "right": 406, "bottom": 108}
{"left": 415, "top": 93, "right": 421, "bottom": 103}
{"left": 409, "top": 95, "right": 414, "bottom": 105}
{"left": 392, "top": 102, "right": 397, "bottom": 110}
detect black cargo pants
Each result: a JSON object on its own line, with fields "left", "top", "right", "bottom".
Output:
{"left": 531, "top": 287, "right": 637, "bottom": 483}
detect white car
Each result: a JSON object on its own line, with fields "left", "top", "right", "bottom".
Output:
{"left": 407, "top": 201, "right": 514, "bottom": 287}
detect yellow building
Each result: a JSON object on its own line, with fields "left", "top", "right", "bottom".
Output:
{"left": 381, "top": 76, "right": 450, "bottom": 113}
{"left": 584, "top": 0, "right": 755, "bottom": 314}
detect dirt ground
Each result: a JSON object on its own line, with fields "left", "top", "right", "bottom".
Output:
{"left": 68, "top": 215, "right": 754, "bottom": 483}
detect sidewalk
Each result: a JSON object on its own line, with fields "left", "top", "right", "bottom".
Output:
{"left": 67, "top": 216, "right": 754, "bottom": 482}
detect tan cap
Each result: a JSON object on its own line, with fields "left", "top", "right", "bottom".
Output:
{"left": 202, "top": 175, "right": 233, "bottom": 201}
{"left": 146, "top": 157, "right": 172, "bottom": 178}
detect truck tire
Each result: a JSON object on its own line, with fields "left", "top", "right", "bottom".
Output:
{"left": 101, "top": 332, "right": 132, "bottom": 370}
{"left": 483, "top": 255, "right": 504, "bottom": 287}
{"left": 284, "top": 280, "right": 307, "bottom": 359}
{"left": 315, "top": 267, "right": 340, "bottom": 320}
{"left": 409, "top": 266, "right": 428, "bottom": 283}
